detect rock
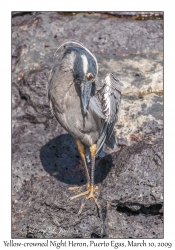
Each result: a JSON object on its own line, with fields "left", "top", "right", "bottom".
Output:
{"left": 12, "top": 12, "right": 163, "bottom": 238}
{"left": 12, "top": 138, "right": 163, "bottom": 238}
{"left": 106, "top": 206, "right": 163, "bottom": 238}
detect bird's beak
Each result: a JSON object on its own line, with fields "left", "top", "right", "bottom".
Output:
{"left": 81, "top": 81, "right": 92, "bottom": 115}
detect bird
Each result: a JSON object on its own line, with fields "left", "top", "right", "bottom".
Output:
{"left": 47, "top": 41, "right": 122, "bottom": 214}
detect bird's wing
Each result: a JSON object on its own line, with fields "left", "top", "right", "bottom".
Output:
{"left": 89, "top": 96, "right": 105, "bottom": 119}
{"left": 96, "top": 73, "right": 122, "bottom": 154}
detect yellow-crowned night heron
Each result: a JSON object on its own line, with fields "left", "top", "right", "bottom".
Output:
{"left": 48, "top": 41, "right": 121, "bottom": 214}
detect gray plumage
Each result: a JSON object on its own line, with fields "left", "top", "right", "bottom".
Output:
{"left": 48, "top": 41, "right": 121, "bottom": 159}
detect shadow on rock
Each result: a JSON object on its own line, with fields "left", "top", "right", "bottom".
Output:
{"left": 40, "top": 133, "right": 113, "bottom": 186}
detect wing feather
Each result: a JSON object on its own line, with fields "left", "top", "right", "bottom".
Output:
{"left": 96, "top": 73, "right": 122, "bottom": 154}
{"left": 89, "top": 96, "right": 105, "bottom": 119}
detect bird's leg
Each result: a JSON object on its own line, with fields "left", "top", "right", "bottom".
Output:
{"left": 69, "top": 140, "right": 90, "bottom": 193}
{"left": 76, "top": 140, "right": 90, "bottom": 187}
{"left": 70, "top": 143, "right": 100, "bottom": 215}
{"left": 87, "top": 144, "right": 99, "bottom": 202}
{"left": 77, "top": 144, "right": 100, "bottom": 215}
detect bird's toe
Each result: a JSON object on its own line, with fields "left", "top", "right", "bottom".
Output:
{"left": 69, "top": 185, "right": 100, "bottom": 214}
{"left": 68, "top": 182, "right": 90, "bottom": 192}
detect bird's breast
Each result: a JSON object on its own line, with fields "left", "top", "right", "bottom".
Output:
{"left": 49, "top": 71, "right": 101, "bottom": 146}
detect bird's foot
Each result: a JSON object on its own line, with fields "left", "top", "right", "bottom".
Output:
{"left": 69, "top": 184, "right": 97, "bottom": 200}
{"left": 86, "top": 186, "right": 100, "bottom": 209}
{"left": 69, "top": 185, "right": 100, "bottom": 215}
{"left": 87, "top": 185, "right": 98, "bottom": 199}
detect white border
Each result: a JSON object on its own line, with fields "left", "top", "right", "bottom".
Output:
{"left": 1, "top": 0, "right": 175, "bottom": 249}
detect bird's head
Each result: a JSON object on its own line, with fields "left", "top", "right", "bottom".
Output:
{"left": 62, "top": 46, "right": 98, "bottom": 115}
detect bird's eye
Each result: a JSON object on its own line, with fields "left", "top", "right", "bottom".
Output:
{"left": 87, "top": 73, "right": 93, "bottom": 81}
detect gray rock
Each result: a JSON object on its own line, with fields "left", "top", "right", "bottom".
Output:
{"left": 12, "top": 138, "right": 163, "bottom": 238}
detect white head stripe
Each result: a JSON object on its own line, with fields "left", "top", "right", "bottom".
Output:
{"left": 54, "top": 40, "right": 98, "bottom": 74}
{"left": 81, "top": 55, "right": 88, "bottom": 74}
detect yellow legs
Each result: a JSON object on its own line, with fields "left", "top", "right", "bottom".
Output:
{"left": 69, "top": 140, "right": 100, "bottom": 214}
{"left": 68, "top": 139, "right": 90, "bottom": 192}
